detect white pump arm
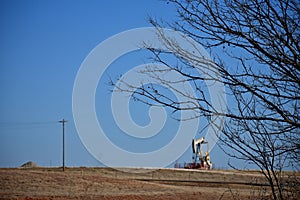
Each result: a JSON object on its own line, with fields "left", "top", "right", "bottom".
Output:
{"left": 192, "top": 137, "right": 205, "bottom": 153}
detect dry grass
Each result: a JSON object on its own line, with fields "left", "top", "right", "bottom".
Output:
{"left": 0, "top": 167, "right": 297, "bottom": 200}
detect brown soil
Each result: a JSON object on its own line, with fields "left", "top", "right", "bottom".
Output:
{"left": 0, "top": 167, "right": 295, "bottom": 200}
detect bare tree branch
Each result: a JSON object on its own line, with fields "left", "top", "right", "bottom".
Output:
{"left": 112, "top": 0, "right": 300, "bottom": 199}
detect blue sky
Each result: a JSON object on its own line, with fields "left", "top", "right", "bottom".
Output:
{"left": 0, "top": 0, "right": 232, "bottom": 168}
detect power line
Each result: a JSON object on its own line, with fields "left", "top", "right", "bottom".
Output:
{"left": 0, "top": 121, "right": 59, "bottom": 131}
{"left": 0, "top": 121, "right": 57, "bottom": 126}
{"left": 59, "top": 119, "right": 67, "bottom": 171}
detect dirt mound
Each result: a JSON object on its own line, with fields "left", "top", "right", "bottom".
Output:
{"left": 21, "top": 161, "right": 38, "bottom": 168}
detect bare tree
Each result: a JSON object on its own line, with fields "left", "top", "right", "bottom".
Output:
{"left": 114, "top": 0, "right": 299, "bottom": 199}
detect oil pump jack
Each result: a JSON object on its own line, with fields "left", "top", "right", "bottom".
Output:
{"left": 184, "top": 137, "right": 212, "bottom": 169}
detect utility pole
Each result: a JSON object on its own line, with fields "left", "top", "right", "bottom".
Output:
{"left": 59, "top": 119, "right": 67, "bottom": 171}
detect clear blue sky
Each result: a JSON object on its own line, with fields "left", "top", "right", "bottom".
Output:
{"left": 0, "top": 0, "right": 233, "bottom": 168}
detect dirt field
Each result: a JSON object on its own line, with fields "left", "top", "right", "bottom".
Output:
{"left": 0, "top": 167, "right": 297, "bottom": 199}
